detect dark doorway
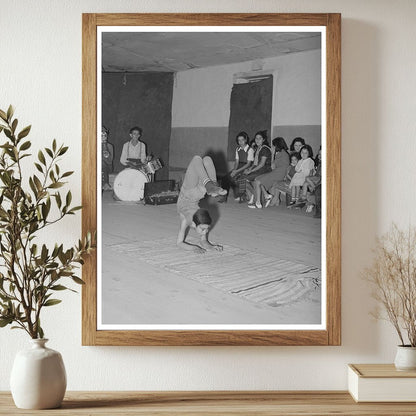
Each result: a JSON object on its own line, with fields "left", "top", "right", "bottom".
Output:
{"left": 227, "top": 76, "right": 273, "bottom": 161}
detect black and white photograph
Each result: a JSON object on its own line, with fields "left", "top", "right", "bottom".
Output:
{"left": 97, "top": 26, "right": 326, "bottom": 329}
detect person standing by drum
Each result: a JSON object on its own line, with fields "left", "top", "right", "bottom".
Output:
{"left": 120, "top": 126, "right": 151, "bottom": 167}
{"left": 102, "top": 126, "right": 114, "bottom": 191}
{"left": 177, "top": 156, "right": 227, "bottom": 254}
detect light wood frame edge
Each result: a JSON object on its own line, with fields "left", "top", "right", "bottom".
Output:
{"left": 82, "top": 13, "right": 341, "bottom": 346}
{"left": 326, "top": 13, "right": 341, "bottom": 346}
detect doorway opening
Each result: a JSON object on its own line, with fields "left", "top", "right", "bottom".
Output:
{"left": 227, "top": 72, "right": 274, "bottom": 161}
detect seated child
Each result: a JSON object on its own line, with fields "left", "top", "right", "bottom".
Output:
{"left": 304, "top": 147, "right": 322, "bottom": 212}
{"left": 305, "top": 148, "right": 321, "bottom": 191}
{"left": 288, "top": 145, "right": 314, "bottom": 205}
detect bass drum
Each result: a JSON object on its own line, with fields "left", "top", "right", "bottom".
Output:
{"left": 113, "top": 168, "right": 149, "bottom": 202}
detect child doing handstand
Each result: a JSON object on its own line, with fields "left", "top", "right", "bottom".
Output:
{"left": 177, "top": 155, "right": 227, "bottom": 254}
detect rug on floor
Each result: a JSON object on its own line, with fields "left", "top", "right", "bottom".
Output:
{"left": 108, "top": 238, "right": 321, "bottom": 307}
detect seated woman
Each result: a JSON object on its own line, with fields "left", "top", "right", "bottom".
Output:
{"left": 177, "top": 155, "right": 227, "bottom": 254}
{"left": 238, "top": 130, "right": 272, "bottom": 207}
{"left": 269, "top": 152, "right": 300, "bottom": 206}
{"left": 228, "top": 131, "right": 254, "bottom": 200}
{"left": 289, "top": 137, "right": 306, "bottom": 157}
{"left": 251, "top": 137, "right": 290, "bottom": 208}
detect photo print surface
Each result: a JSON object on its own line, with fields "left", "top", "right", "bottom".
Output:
{"left": 97, "top": 26, "right": 326, "bottom": 330}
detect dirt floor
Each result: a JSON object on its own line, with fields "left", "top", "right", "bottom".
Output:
{"left": 100, "top": 191, "right": 323, "bottom": 328}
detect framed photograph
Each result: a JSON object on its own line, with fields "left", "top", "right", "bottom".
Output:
{"left": 82, "top": 13, "right": 341, "bottom": 346}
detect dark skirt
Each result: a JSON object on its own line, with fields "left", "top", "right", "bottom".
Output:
{"left": 237, "top": 166, "right": 272, "bottom": 196}
{"left": 225, "top": 162, "right": 247, "bottom": 197}
{"left": 256, "top": 166, "right": 287, "bottom": 190}
{"left": 240, "top": 165, "right": 272, "bottom": 182}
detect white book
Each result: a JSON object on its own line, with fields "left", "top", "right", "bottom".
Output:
{"left": 348, "top": 364, "right": 416, "bottom": 402}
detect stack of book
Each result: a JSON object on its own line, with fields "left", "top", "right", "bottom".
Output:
{"left": 348, "top": 364, "right": 416, "bottom": 402}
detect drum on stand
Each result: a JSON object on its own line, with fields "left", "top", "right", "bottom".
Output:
{"left": 137, "top": 158, "right": 163, "bottom": 183}
{"left": 113, "top": 168, "right": 149, "bottom": 202}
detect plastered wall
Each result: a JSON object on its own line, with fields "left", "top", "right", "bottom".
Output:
{"left": 1, "top": 0, "right": 416, "bottom": 391}
{"left": 170, "top": 49, "right": 321, "bottom": 169}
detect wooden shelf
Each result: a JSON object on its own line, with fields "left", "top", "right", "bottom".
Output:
{"left": 2, "top": 391, "right": 416, "bottom": 415}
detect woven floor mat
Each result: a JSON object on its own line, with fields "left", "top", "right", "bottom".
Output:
{"left": 108, "top": 238, "right": 321, "bottom": 307}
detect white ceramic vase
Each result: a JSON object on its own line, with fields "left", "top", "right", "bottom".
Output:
{"left": 394, "top": 345, "right": 416, "bottom": 371}
{"left": 10, "top": 339, "right": 67, "bottom": 409}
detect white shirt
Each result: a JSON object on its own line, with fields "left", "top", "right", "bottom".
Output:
{"left": 120, "top": 140, "right": 147, "bottom": 166}
{"left": 235, "top": 144, "right": 254, "bottom": 162}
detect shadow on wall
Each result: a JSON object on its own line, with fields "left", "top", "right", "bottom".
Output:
{"left": 204, "top": 149, "right": 229, "bottom": 177}
{"left": 341, "top": 18, "right": 382, "bottom": 355}
{"left": 169, "top": 126, "right": 229, "bottom": 171}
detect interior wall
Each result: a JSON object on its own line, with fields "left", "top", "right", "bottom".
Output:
{"left": 1, "top": 0, "right": 416, "bottom": 392}
{"left": 102, "top": 72, "right": 173, "bottom": 177}
{"left": 170, "top": 49, "right": 321, "bottom": 169}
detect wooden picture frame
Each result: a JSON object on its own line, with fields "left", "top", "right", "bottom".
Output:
{"left": 82, "top": 13, "right": 341, "bottom": 346}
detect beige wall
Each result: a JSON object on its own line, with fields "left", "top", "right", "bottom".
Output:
{"left": 172, "top": 49, "right": 321, "bottom": 128}
{"left": 170, "top": 50, "right": 321, "bottom": 168}
{"left": 1, "top": 0, "right": 416, "bottom": 391}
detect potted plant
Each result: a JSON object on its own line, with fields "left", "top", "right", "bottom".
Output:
{"left": 363, "top": 223, "right": 416, "bottom": 370}
{"left": 0, "top": 105, "right": 95, "bottom": 408}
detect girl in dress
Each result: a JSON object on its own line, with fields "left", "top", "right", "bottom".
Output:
{"left": 177, "top": 155, "right": 227, "bottom": 254}
{"left": 228, "top": 131, "right": 254, "bottom": 200}
{"left": 289, "top": 145, "right": 314, "bottom": 205}
{"left": 251, "top": 137, "right": 290, "bottom": 208}
{"left": 305, "top": 147, "right": 322, "bottom": 194}
{"left": 239, "top": 131, "right": 271, "bottom": 208}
